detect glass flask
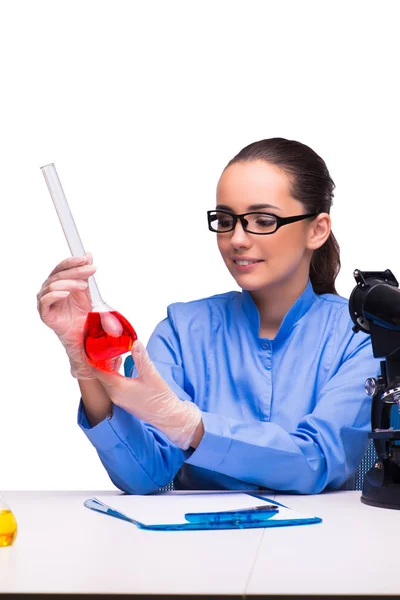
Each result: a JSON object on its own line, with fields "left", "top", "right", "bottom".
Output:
{"left": 41, "top": 163, "right": 137, "bottom": 371}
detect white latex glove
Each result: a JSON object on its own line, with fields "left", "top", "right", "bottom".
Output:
{"left": 93, "top": 340, "right": 203, "bottom": 450}
{"left": 37, "top": 254, "right": 119, "bottom": 379}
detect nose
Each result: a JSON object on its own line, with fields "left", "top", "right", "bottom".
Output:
{"left": 230, "top": 218, "right": 251, "bottom": 249}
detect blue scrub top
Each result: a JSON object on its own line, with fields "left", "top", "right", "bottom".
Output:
{"left": 78, "top": 279, "right": 380, "bottom": 494}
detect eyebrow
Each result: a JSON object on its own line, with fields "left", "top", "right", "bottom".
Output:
{"left": 215, "top": 203, "right": 281, "bottom": 212}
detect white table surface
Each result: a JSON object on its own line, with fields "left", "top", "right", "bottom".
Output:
{"left": 0, "top": 490, "right": 263, "bottom": 596}
{"left": 248, "top": 490, "right": 400, "bottom": 597}
{"left": 1, "top": 490, "right": 399, "bottom": 597}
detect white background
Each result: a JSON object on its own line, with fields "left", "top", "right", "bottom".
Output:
{"left": 1, "top": 0, "right": 399, "bottom": 490}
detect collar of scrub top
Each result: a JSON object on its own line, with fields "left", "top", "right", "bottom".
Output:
{"left": 240, "top": 278, "right": 317, "bottom": 344}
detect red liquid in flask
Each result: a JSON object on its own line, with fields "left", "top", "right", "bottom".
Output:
{"left": 83, "top": 310, "right": 137, "bottom": 371}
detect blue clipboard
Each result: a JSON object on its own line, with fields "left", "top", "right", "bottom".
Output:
{"left": 84, "top": 496, "right": 322, "bottom": 531}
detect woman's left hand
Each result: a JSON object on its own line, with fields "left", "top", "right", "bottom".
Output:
{"left": 93, "top": 340, "right": 203, "bottom": 450}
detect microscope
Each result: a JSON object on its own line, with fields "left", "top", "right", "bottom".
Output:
{"left": 349, "top": 269, "right": 400, "bottom": 509}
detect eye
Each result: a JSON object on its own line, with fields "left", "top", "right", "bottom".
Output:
{"left": 214, "top": 212, "right": 234, "bottom": 229}
{"left": 255, "top": 216, "right": 276, "bottom": 227}
{"left": 218, "top": 217, "right": 233, "bottom": 227}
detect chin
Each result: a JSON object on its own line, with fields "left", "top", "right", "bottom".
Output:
{"left": 240, "top": 283, "right": 270, "bottom": 292}
{"left": 232, "top": 275, "right": 273, "bottom": 292}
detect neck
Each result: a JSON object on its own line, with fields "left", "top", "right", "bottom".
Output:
{"left": 250, "top": 271, "right": 310, "bottom": 338}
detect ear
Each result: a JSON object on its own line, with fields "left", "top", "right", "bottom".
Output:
{"left": 306, "top": 213, "right": 331, "bottom": 251}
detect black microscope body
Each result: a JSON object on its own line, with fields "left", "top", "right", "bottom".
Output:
{"left": 349, "top": 269, "right": 400, "bottom": 509}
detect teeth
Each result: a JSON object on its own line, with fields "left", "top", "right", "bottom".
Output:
{"left": 236, "top": 260, "right": 257, "bottom": 266}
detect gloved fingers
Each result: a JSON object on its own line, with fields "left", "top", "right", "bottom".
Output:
{"left": 91, "top": 364, "right": 128, "bottom": 386}
{"left": 94, "top": 370, "right": 144, "bottom": 405}
{"left": 37, "top": 290, "right": 71, "bottom": 320}
{"left": 39, "top": 278, "right": 89, "bottom": 301}
{"left": 132, "top": 340, "right": 161, "bottom": 381}
{"left": 91, "top": 341, "right": 155, "bottom": 385}
{"left": 44, "top": 264, "right": 96, "bottom": 289}
{"left": 38, "top": 293, "right": 88, "bottom": 337}
{"left": 47, "top": 254, "right": 92, "bottom": 278}
{"left": 36, "top": 263, "right": 96, "bottom": 299}
{"left": 70, "top": 352, "right": 121, "bottom": 381}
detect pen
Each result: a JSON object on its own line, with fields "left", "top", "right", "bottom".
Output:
{"left": 184, "top": 504, "right": 279, "bottom": 524}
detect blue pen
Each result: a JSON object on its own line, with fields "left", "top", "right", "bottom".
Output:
{"left": 184, "top": 504, "right": 279, "bottom": 524}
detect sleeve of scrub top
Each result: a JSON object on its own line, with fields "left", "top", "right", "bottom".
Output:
{"left": 77, "top": 317, "right": 190, "bottom": 495}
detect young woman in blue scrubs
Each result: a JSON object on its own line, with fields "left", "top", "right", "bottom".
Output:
{"left": 37, "top": 137, "right": 379, "bottom": 494}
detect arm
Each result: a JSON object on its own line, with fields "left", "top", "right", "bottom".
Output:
{"left": 186, "top": 333, "right": 378, "bottom": 493}
{"left": 123, "top": 310, "right": 378, "bottom": 493}
{"left": 77, "top": 318, "right": 193, "bottom": 494}
{"left": 78, "top": 400, "right": 185, "bottom": 494}
{"left": 37, "top": 255, "right": 185, "bottom": 494}
{"left": 78, "top": 379, "right": 113, "bottom": 426}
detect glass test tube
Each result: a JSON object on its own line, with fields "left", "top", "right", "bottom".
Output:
{"left": 40, "top": 163, "right": 106, "bottom": 311}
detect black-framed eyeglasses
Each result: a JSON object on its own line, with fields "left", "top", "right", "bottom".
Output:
{"left": 207, "top": 209, "right": 319, "bottom": 235}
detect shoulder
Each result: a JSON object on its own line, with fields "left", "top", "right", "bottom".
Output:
{"left": 312, "top": 291, "right": 353, "bottom": 326}
{"left": 171, "top": 290, "right": 240, "bottom": 307}
{"left": 313, "top": 291, "right": 373, "bottom": 359}
{"left": 314, "top": 291, "right": 348, "bottom": 308}
{"left": 166, "top": 290, "right": 240, "bottom": 324}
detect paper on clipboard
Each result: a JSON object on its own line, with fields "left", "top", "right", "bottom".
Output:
{"left": 88, "top": 492, "right": 322, "bottom": 529}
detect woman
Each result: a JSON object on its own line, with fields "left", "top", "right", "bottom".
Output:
{"left": 37, "top": 137, "right": 379, "bottom": 494}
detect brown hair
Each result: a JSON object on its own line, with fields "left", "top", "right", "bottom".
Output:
{"left": 226, "top": 137, "right": 340, "bottom": 295}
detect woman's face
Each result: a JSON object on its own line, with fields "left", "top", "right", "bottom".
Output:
{"left": 215, "top": 160, "right": 328, "bottom": 292}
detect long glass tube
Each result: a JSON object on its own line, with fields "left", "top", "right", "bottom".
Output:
{"left": 41, "top": 163, "right": 106, "bottom": 311}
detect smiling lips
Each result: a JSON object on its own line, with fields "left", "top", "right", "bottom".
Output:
{"left": 232, "top": 258, "right": 263, "bottom": 271}
{"left": 234, "top": 259, "right": 261, "bottom": 266}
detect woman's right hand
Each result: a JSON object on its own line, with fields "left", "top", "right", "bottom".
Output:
{"left": 37, "top": 253, "right": 97, "bottom": 378}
